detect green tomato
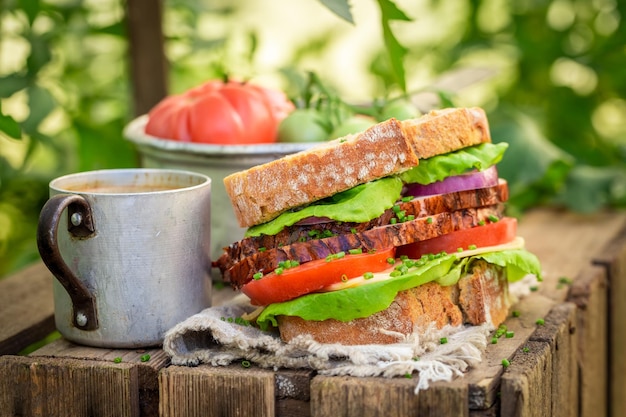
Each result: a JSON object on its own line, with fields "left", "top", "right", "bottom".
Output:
{"left": 380, "top": 99, "right": 421, "bottom": 121}
{"left": 329, "top": 115, "right": 376, "bottom": 139}
{"left": 277, "top": 109, "right": 330, "bottom": 143}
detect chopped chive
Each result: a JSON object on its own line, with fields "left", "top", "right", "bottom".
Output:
{"left": 491, "top": 337, "right": 498, "bottom": 344}
{"left": 387, "top": 257, "right": 395, "bottom": 264}
{"left": 505, "top": 331, "right": 515, "bottom": 338}
{"left": 440, "top": 337, "right": 448, "bottom": 345}
{"left": 402, "top": 196, "right": 414, "bottom": 202}
{"left": 350, "top": 228, "right": 357, "bottom": 234}
{"left": 275, "top": 267, "right": 284, "bottom": 275}
{"left": 426, "top": 217, "right": 433, "bottom": 224}
{"left": 140, "top": 354, "right": 151, "bottom": 362}
{"left": 478, "top": 220, "right": 486, "bottom": 226}
{"left": 502, "top": 359, "right": 510, "bottom": 368}
{"left": 536, "top": 318, "right": 545, "bottom": 325}
{"left": 241, "top": 360, "right": 251, "bottom": 368}
{"left": 457, "top": 247, "right": 464, "bottom": 252}
{"left": 522, "top": 347, "right": 530, "bottom": 353}
{"left": 258, "top": 247, "right": 267, "bottom": 252}
{"left": 468, "top": 244, "right": 477, "bottom": 250}
{"left": 488, "top": 215, "right": 499, "bottom": 223}
{"left": 113, "top": 357, "right": 122, "bottom": 363}
{"left": 253, "top": 272, "right": 263, "bottom": 280}
{"left": 530, "top": 286, "right": 539, "bottom": 292}
{"left": 512, "top": 310, "right": 521, "bottom": 318}
{"left": 363, "top": 272, "right": 374, "bottom": 280}
{"left": 348, "top": 248, "right": 363, "bottom": 255}
{"left": 390, "top": 218, "right": 397, "bottom": 224}
{"left": 404, "top": 373, "right": 412, "bottom": 379}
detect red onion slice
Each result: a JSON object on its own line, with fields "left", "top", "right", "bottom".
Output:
{"left": 403, "top": 165, "right": 499, "bottom": 198}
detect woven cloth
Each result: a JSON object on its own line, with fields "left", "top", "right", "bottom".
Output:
{"left": 163, "top": 293, "right": 496, "bottom": 393}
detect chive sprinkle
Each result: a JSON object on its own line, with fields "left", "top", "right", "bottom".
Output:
{"left": 440, "top": 337, "right": 448, "bottom": 345}
{"left": 140, "top": 354, "right": 151, "bottom": 362}
{"left": 113, "top": 357, "right": 122, "bottom": 363}
{"left": 241, "top": 360, "right": 251, "bottom": 368}
{"left": 536, "top": 318, "right": 545, "bottom": 325}
{"left": 502, "top": 359, "right": 510, "bottom": 368}
{"left": 363, "top": 272, "right": 374, "bottom": 280}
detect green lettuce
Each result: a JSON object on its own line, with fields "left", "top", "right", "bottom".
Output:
{"left": 399, "top": 142, "right": 509, "bottom": 185}
{"left": 245, "top": 176, "right": 403, "bottom": 237}
{"left": 256, "top": 248, "right": 541, "bottom": 329}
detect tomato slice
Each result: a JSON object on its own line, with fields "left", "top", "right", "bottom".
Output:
{"left": 397, "top": 217, "right": 517, "bottom": 259}
{"left": 241, "top": 247, "right": 396, "bottom": 306}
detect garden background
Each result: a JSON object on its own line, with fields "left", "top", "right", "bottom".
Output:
{"left": 1, "top": 0, "right": 625, "bottom": 277}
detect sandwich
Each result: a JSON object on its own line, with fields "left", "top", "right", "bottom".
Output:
{"left": 214, "top": 107, "right": 542, "bottom": 345}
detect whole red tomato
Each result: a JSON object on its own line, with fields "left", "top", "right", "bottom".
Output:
{"left": 145, "top": 80, "right": 294, "bottom": 144}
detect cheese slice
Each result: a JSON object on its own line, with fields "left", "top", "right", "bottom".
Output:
{"left": 321, "top": 237, "right": 526, "bottom": 292}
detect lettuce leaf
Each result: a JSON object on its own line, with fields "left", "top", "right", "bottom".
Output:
{"left": 256, "top": 248, "right": 542, "bottom": 329}
{"left": 399, "top": 142, "right": 509, "bottom": 185}
{"left": 245, "top": 176, "right": 403, "bottom": 237}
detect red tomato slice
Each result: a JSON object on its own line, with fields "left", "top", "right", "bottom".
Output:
{"left": 397, "top": 217, "right": 517, "bottom": 259}
{"left": 241, "top": 247, "right": 396, "bottom": 306}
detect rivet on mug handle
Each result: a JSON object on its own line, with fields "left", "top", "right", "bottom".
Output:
{"left": 37, "top": 194, "right": 99, "bottom": 331}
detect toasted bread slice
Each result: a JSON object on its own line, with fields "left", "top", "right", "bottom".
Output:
{"left": 277, "top": 260, "right": 510, "bottom": 345}
{"left": 224, "top": 107, "right": 491, "bottom": 228}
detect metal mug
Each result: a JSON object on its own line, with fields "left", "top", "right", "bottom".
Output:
{"left": 36, "top": 168, "right": 212, "bottom": 348}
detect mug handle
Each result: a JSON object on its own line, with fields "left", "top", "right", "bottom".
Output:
{"left": 37, "top": 194, "right": 99, "bottom": 331}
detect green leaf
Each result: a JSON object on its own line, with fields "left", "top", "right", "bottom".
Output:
{"left": 245, "top": 176, "right": 403, "bottom": 237}
{"left": 318, "top": 0, "right": 354, "bottom": 24}
{"left": 556, "top": 165, "right": 626, "bottom": 213}
{"left": 22, "top": 85, "right": 56, "bottom": 134}
{"left": 0, "top": 106, "right": 22, "bottom": 139}
{"left": 399, "top": 142, "right": 508, "bottom": 185}
{"left": 0, "top": 74, "right": 30, "bottom": 98}
{"left": 376, "top": 0, "right": 411, "bottom": 92}
{"left": 489, "top": 107, "right": 574, "bottom": 211}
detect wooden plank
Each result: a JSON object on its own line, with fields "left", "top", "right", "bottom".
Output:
{"left": 0, "top": 262, "right": 55, "bottom": 355}
{"left": 0, "top": 355, "right": 139, "bottom": 417}
{"left": 517, "top": 208, "right": 626, "bottom": 303}
{"left": 310, "top": 376, "right": 429, "bottom": 417}
{"left": 500, "top": 302, "right": 577, "bottom": 417}
{"left": 159, "top": 364, "right": 275, "bottom": 417}
{"left": 30, "top": 338, "right": 167, "bottom": 417}
{"left": 592, "top": 220, "right": 626, "bottom": 417}
{"left": 567, "top": 264, "right": 609, "bottom": 417}
{"left": 275, "top": 369, "right": 314, "bottom": 417}
{"left": 125, "top": 0, "right": 168, "bottom": 116}
{"left": 455, "top": 293, "right": 555, "bottom": 410}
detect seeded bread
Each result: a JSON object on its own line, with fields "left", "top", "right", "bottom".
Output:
{"left": 224, "top": 107, "right": 491, "bottom": 228}
{"left": 276, "top": 260, "right": 510, "bottom": 345}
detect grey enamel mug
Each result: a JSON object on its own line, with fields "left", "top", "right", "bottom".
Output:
{"left": 37, "top": 168, "right": 212, "bottom": 348}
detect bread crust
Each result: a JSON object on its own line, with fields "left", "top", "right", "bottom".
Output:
{"left": 224, "top": 107, "right": 491, "bottom": 228}
{"left": 277, "top": 260, "right": 510, "bottom": 345}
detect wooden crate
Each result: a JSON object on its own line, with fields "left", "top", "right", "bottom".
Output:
{"left": 1, "top": 208, "right": 625, "bottom": 417}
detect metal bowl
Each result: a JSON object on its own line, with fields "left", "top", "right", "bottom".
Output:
{"left": 124, "top": 115, "right": 319, "bottom": 276}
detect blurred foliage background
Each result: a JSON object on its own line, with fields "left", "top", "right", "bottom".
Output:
{"left": 0, "top": 0, "right": 625, "bottom": 278}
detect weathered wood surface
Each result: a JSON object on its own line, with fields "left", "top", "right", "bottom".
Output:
{"left": 1, "top": 208, "right": 625, "bottom": 417}
{"left": 0, "top": 262, "right": 55, "bottom": 355}
{"left": 592, "top": 223, "right": 626, "bottom": 417}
